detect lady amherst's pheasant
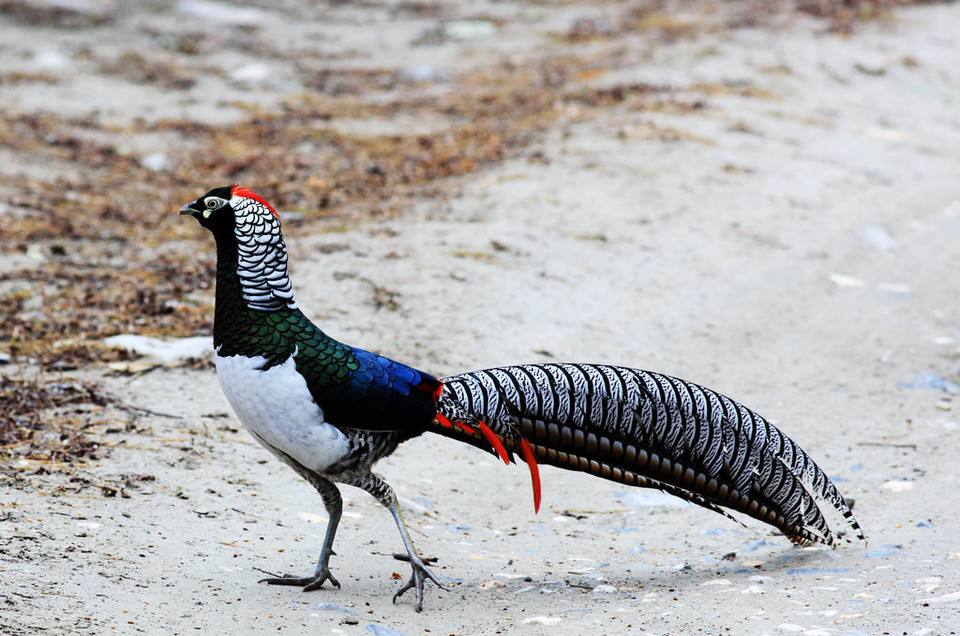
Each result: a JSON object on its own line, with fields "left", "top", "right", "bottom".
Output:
{"left": 180, "top": 185, "right": 864, "bottom": 611}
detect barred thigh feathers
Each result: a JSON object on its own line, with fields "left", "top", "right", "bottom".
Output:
{"left": 440, "top": 363, "right": 863, "bottom": 547}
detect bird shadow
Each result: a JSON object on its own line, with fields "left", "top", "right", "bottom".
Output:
{"left": 554, "top": 543, "right": 834, "bottom": 599}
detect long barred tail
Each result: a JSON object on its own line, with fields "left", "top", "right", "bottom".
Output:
{"left": 431, "top": 363, "right": 864, "bottom": 547}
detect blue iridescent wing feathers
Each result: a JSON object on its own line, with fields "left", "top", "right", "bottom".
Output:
{"left": 301, "top": 344, "right": 440, "bottom": 432}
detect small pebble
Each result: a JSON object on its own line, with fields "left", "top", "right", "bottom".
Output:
{"left": 140, "top": 152, "right": 170, "bottom": 172}
{"left": 177, "top": 0, "right": 266, "bottom": 25}
{"left": 876, "top": 282, "right": 910, "bottom": 295}
{"left": 522, "top": 616, "right": 562, "bottom": 626}
{"left": 479, "top": 580, "right": 506, "bottom": 590}
{"left": 444, "top": 19, "right": 497, "bottom": 40}
{"left": 860, "top": 224, "right": 897, "bottom": 250}
{"left": 829, "top": 273, "right": 865, "bottom": 288}
{"left": 882, "top": 480, "right": 914, "bottom": 492}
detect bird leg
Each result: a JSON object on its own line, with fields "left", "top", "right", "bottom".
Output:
{"left": 356, "top": 472, "right": 444, "bottom": 612}
{"left": 260, "top": 474, "right": 342, "bottom": 591}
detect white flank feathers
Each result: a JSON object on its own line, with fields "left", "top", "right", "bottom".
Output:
{"left": 214, "top": 350, "right": 350, "bottom": 472}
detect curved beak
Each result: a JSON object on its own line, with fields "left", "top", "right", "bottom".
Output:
{"left": 179, "top": 201, "right": 198, "bottom": 216}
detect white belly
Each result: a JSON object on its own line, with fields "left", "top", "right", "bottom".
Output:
{"left": 213, "top": 350, "right": 351, "bottom": 473}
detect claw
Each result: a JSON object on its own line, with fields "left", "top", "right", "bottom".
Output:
{"left": 303, "top": 569, "right": 340, "bottom": 591}
{"left": 260, "top": 568, "right": 340, "bottom": 591}
{"left": 392, "top": 556, "right": 445, "bottom": 612}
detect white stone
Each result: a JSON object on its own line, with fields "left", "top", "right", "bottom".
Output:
{"left": 924, "top": 591, "right": 960, "bottom": 604}
{"left": 444, "top": 19, "right": 497, "bottom": 40}
{"left": 177, "top": 0, "right": 266, "bottom": 25}
{"left": 229, "top": 63, "right": 273, "bottom": 84}
{"left": 104, "top": 334, "right": 210, "bottom": 363}
{"left": 859, "top": 224, "right": 896, "bottom": 250}
{"left": 140, "top": 152, "right": 170, "bottom": 172}
{"left": 523, "top": 616, "right": 562, "bottom": 626}
{"left": 828, "top": 273, "right": 865, "bottom": 288}
{"left": 881, "top": 480, "right": 914, "bottom": 492}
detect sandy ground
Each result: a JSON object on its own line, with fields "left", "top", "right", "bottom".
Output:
{"left": 3, "top": 2, "right": 960, "bottom": 635}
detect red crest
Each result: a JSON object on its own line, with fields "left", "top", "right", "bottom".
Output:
{"left": 231, "top": 184, "right": 282, "bottom": 222}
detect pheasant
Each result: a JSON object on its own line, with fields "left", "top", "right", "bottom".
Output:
{"left": 179, "top": 185, "right": 864, "bottom": 611}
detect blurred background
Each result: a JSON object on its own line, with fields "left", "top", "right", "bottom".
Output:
{"left": 2, "top": 1, "right": 959, "bottom": 634}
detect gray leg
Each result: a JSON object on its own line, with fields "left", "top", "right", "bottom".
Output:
{"left": 260, "top": 473, "right": 343, "bottom": 591}
{"left": 351, "top": 472, "right": 444, "bottom": 612}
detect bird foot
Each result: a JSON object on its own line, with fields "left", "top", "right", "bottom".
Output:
{"left": 392, "top": 556, "right": 444, "bottom": 612}
{"left": 259, "top": 567, "right": 340, "bottom": 592}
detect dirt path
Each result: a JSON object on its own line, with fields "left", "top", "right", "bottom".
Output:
{"left": 3, "top": 2, "right": 960, "bottom": 635}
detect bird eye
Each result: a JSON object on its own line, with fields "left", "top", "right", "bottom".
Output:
{"left": 201, "top": 197, "right": 227, "bottom": 218}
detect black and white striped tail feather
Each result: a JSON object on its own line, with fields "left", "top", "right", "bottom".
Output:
{"left": 439, "top": 363, "right": 864, "bottom": 547}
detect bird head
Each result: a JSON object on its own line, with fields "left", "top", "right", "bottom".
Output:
{"left": 180, "top": 185, "right": 295, "bottom": 311}
{"left": 179, "top": 184, "right": 281, "bottom": 233}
